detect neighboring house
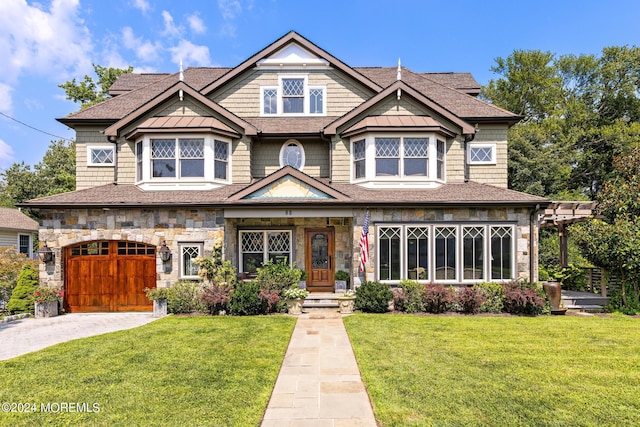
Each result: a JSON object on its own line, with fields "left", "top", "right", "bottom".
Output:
{"left": 23, "top": 31, "right": 549, "bottom": 312}
{"left": 0, "top": 207, "right": 38, "bottom": 258}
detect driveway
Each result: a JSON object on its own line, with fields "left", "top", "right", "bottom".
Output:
{"left": 0, "top": 313, "right": 158, "bottom": 360}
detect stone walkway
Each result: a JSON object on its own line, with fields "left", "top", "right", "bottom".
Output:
{"left": 0, "top": 313, "right": 158, "bottom": 360}
{"left": 262, "top": 311, "right": 377, "bottom": 427}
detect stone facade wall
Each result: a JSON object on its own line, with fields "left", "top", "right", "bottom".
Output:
{"left": 38, "top": 207, "right": 225, "bottom": 289}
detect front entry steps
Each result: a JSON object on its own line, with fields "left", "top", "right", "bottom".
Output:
{"left": 303, "top": 293, "right": 341, "bottom": 312}
{"left": 561, "top": 290, "right": 610, "bottom": 313}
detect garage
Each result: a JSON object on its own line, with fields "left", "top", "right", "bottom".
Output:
{"left": 64, "top": 241, "right": 157, "bottom": 312}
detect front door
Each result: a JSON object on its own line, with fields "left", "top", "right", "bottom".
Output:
{"left": 305, "top": 228, "right": 335, "bottom": 292}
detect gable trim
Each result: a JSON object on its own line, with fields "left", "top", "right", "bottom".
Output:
{"left": 200, "top": 31, "right": 382, "bottom": 96}
{"left": 226, "top": 166, "right": 351, "bottom": 202}
{"left": 104, "top": 81, "right": 258, "bottom": 138}
{"left": 324, "top": 81, "right": 476, "bottom": 136}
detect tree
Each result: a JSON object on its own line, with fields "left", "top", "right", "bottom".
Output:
{"left": 572, "top": 148, "right": 640, "bottom": 312}
{"left": 0, "top": 139, "right": 75, "bottom": 208}
{"left": 59, "top": 64, "right": 134, "bottom": 109}
{"left": 483, "top": 46, "right": 640, "bottom": 199}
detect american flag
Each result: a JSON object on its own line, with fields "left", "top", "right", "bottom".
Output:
{"left": 359, "top": 211, "right": 370, "bottom": 272}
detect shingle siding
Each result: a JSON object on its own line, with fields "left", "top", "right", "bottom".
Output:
{"left": 75, "top": 127, "right": 116, "bottom": 190}
{"left": 252, "top": 139, "right": 329, "bottom": 178}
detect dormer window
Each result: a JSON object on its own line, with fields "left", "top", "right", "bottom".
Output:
{"left": 261, "top": 74, "right": 326, "bottom": 116}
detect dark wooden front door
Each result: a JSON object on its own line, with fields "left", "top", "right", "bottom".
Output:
{"left": 305, "top": 228, "right": 335, "bottom": 292}
{"left": 64, "top": 241, "right": 156, "bottom": 312}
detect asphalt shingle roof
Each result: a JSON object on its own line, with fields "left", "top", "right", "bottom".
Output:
{"left": 0, "top": 208, "right": 38, "bottom": 231}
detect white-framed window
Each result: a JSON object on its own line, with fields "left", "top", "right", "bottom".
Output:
{"left": 279, "top": 140, "right": 305, "bottom": 170}
{"left": 377, "top": 224, "right": 515, "bottom": 283}
{"left": 239, "top": 230, "right": 292, "bottom": 274}
{"left": 180, "top": 243, "right": 203, "bottom": 279}
{"left": 468, "top": 143, "right": 496, "bottom": 165}
{"left": 353, "top": 139, "right": 366, "bottom": 180}
{"left": 260, "top": 74, "right": 326, "bottom": 116}
{"left": 87, "top": 146, "right": 115, "bottom": 166}
{"left": 18, "top": 234, "right": 31, "bottom": 257}
{"left": 352, "top": 134, "right": 446, "bottom": 186}
{"left": 135, "top": 134, "right": 231, "bottom": 188}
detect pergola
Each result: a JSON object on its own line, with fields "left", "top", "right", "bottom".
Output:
{"left": 539, "top": 201, "right": 598, "bottom": 267}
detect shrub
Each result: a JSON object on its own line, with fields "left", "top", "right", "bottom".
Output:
{"left": 474, "top": 282, "right": 505, "bottom": 313}
{"left": 229, "top": 281, "right": 269, "bottom": 316}
{"left": 391, "top": 288, "right": 407, "bottom": 312}
{"left": 0, "top": 248, "right": 37, "bottom": 312}
{"left": 200, "top": 283, "right": 234, "bottom": 315}
{"left": 193, "top": 244, "right": 237, "bottom": 287}
{"left": 256, "top": 261, "right": 302, "bottom": 295}
{"left": 502, "top": 282, "right": 545, "bottom": 315}
{"left": 259, "top": 289, "right": 282, "bottom": 313}
{"left": 6, "top": 264, "right": 39, "bottom": 314}
{"left": 398, "top": 279, "right": 425, "bottom": 313}
{"left": 456, "top": 287, "right": 486, "bottom": 314}
{"left": 166, "top": 280, "right": 205, "bottom": 314}
{"left": 423, "top": 284, "right": 456, "bottom": 314}
{"left": 355, "top": 281, "right": 393, "bottom": 313}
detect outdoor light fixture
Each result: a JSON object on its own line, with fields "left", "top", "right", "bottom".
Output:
{"left": 158, "top": 240, "right": 172, "bottom": 263}
{"left": 38, "top": 242, "right": 54, "bottom": 264}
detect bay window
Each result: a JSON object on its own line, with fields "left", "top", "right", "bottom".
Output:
{"left": 377, "top": 224, "right": 515, "bottom": 283}
{"left": 136, "top": 135, "right": 230, "bottom": 188}
{"left": 352, "top": 134, "right": 447, "bottom": 186}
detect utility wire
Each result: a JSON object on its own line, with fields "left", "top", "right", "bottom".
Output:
{"left": 0, "top": 111, "right": 74, "bottom": 142}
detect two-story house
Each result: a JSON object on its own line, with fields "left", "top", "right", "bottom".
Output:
{"left": 24, "top": 31, "right": 548, "bottom": 312}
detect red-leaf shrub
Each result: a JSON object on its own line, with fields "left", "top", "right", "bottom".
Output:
{"left": 423, "top": 284, "right": 456, "bottom": 314}
{"left": 201, "top": 283, "right": 233, "bottom": 315}
{"left": 457, "top": 287, "right": 487, "bottom": 314}
{"left": 502, "top": 282, "right": 545, "bottom": 315}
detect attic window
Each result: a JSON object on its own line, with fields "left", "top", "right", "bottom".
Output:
{"left": 468, "top": 144, "right": 496, "bottom": 165}
{"left": 261, "top": 75, "right": 326, "bottom": 116}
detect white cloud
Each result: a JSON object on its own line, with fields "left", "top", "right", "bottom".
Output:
{"left": 218, "top": 0, "right": 242, "bottom": 20}
{"left": 0, "top": 0, "right": 93, "bottom": 112}
{"left": 0, "top": 83, "right": 14, "bottom": 114}
{"left": 0, "top": 139, "right": 15, "bottom": 169}
{"left": 187, "top": 13, "right": 206, "bottom": 34}
{"left": 122, "top": 27, "right": 162, "bottom": 63}
{"left": 161, "top": 10, "right": 182, "bottom": 38}
{"left": 169, "top": 40, "right": 211, "bottom": 67}
{"left": 131, "top": 0, "right": 150, "bottom": 13}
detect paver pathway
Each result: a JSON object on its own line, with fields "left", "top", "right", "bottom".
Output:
{"left": 0, "top": 313, "right": 157, "bottom": 360}
{"left": 262, "top": 311, "right": 377, "bottom": 427}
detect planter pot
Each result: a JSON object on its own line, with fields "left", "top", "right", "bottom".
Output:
{"left": 543, "top": 281, "right": 566, "bottom": 315}
{"left": 337, "top": 297, "right": 356, "bottom": 314}
{"left": 35, "top": 301, "right": 59, "bottom": 318}
{"left": 153, "top": 299, "right": 168, "bottom": 318}
{"left": 286, "top": 298, "right": 304, "bottom": 315}
{"left": 335, "top": 280, "right": 347, "bottom": 292}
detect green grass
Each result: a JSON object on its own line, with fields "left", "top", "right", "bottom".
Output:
{"left": 344, "top": 314, "right": 640, "bottom": 427}
{"left": 0, "top": 316, "right": 296, "bottom": 426}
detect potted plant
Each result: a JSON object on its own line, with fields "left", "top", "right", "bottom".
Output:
{"left": 32, "top": 286, "right": 63, "bottom": 318}
{"left": 298, "top": 269, "right": 308, "bottom": 289}
{"left": 144, "top": 287, "right": 170, "bottom": 317}
{"left": 283, "top": 287, "right": 309, "bottom": 315}
{"left": 334, "top": 270, "right": 350, "bottom": 292}
{"left": 337, "top": 289, "right": 356, "bottom": 314}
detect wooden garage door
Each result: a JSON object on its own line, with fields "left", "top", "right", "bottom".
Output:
{"left": 64, "top": 241, "right": 156, "bottom": 312}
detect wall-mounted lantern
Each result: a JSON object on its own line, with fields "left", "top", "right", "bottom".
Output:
{"left": 38, "top": 242, "right": 55, "bottom": 264}
{"left": 158, "top": 240, "right": 172, "bottom": 263}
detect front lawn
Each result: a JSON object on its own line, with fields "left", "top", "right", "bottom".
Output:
{"left": 344, "top": 314, "right": 640, "bottom": 426}
{"left": 0, "top": 316, "right": 296, "bottom": 426}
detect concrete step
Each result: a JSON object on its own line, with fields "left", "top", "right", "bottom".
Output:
{"left": 561, "top": 291, "right": 609, "bottom": 312}
{"left": 302, "top": 293, "right": 342, "bottom": 311}
{"left": 565, "top": 304, "right": 605, "bottom": 313}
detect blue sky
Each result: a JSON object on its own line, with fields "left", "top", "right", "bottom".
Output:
{"left": 1, "top": 0, "right": 639, "bottom": 170}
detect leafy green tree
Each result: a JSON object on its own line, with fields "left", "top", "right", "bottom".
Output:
{"left": 0, "top": 139, "right": 75, "bottom": 208}
{"left": 572, "top": 148, "right": 640, "bottom": 311}
{"left": 59, "top": 64, "right": 134, "bottom": 109}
